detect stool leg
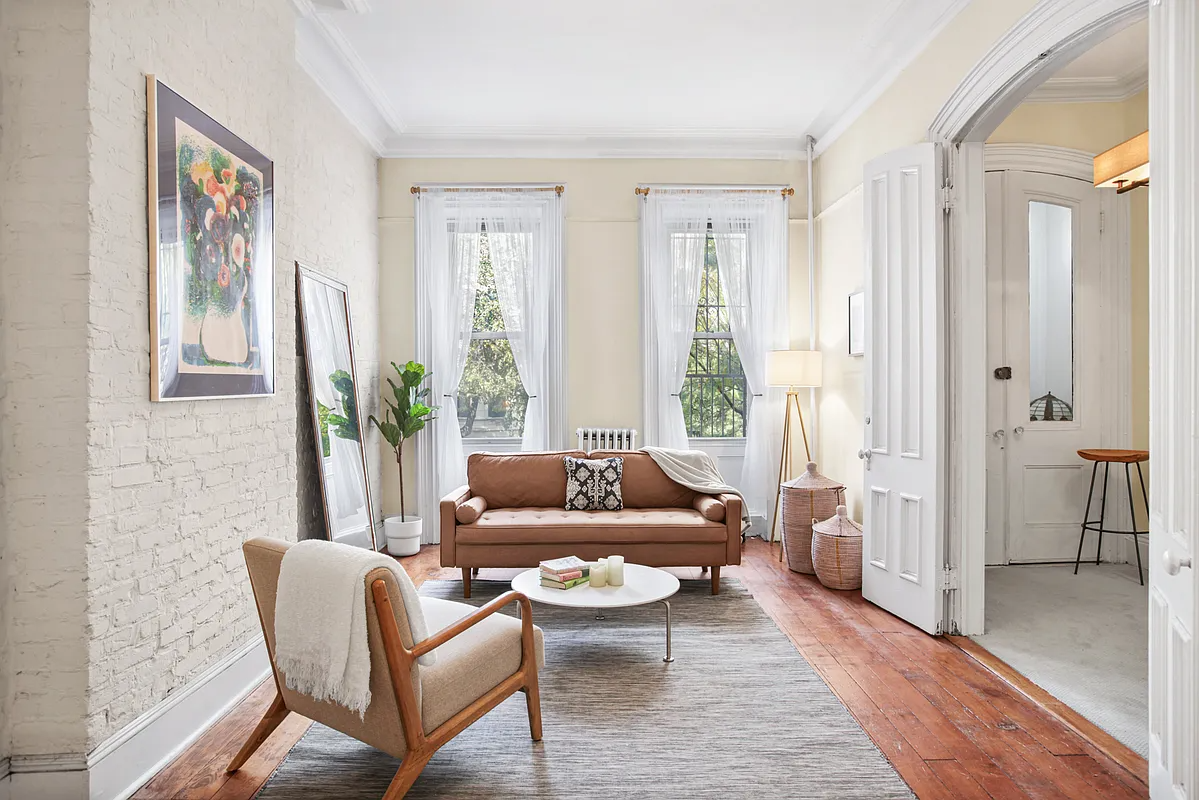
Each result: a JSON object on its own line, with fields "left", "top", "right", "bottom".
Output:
{"left": 1096, "top": 462, "right": 1111, "bottom": 565}
{"left": 1126, "top": 463, "right": 1144, "bottom": 586}
{"left": 1075, "top": 461, "right": 1099, "bottom": 576}
{"left": 1136, "top": 461, "right": 1149, "bottom": 520}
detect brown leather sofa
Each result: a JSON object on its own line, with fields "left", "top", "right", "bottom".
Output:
{"left": 441, "top": 450, "right": 742, "bottom": 597}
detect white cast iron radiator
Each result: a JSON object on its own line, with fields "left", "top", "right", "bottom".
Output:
{"left": 576, "top": 427, "right": 638, "bottom": 453}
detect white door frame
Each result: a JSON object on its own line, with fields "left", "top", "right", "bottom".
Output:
{"left": 926, "top": 0, "right": 1148, "bottom": 635}
{"left": 983, "top": 144, "right": 1133, "bottom": 566}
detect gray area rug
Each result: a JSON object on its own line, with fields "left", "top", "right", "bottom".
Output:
{"left": 257, "top": 578, "right": 913, "bottom": 799}
{"left": 971, "top": 563, "right": 1147, "bottom": 757}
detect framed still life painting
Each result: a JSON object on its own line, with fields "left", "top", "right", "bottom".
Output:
{"left": 147, "top": 76, "right": 275, "bottom": 401}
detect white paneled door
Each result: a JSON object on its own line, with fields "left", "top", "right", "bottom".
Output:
{"left": 1148, "top": 2, "right": 1197, "bottom": 797}
{"left": 984, "top": 170, "right": 1117, "bottom": 565}
{"left": 861, "top": 143, "right": 946, "bottom": 635}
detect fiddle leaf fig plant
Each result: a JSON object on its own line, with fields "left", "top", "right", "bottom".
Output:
{"left": 370, "top": 360, "right": 438, "bottom": 521}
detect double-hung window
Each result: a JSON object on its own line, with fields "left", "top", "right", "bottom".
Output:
{"left": 682, "top": 229, "right": 748, "bottom": 439}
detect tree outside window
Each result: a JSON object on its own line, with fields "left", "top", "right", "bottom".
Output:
{"left": 680, "top": 233, "right": 747, "bottom": 438}
{"left": 457, "top": 233, "right": 528, "bottom": 438}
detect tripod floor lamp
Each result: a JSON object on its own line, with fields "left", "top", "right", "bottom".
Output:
{"left": 766, "top": 349, "right": 823, "bottom": 545}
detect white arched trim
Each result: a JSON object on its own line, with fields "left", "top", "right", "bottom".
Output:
{"left": 927, "top": 0, "right": 1148, "bottom": 636}
{"left": 983, "top": 144, "right": 1096, "bottom": 182}
{"left": 930, "top": 0, "right": 1147, "bottom": 144}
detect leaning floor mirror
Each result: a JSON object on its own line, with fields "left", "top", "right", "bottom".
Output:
{"left": 296, "top": 263, "right": 378, "bottom": 550}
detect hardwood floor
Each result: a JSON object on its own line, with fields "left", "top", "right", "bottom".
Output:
{"left": 133, "top": 539, "right": 1148, "bottom": 799}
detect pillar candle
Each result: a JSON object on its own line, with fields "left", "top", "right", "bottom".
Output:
{"left": 590, "top": 562, "right": 607, "bottom": 588}
{"left": 607, "top": 555, "right": 625, "bottom": 586}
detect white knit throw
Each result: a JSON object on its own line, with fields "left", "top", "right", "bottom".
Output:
{"left": 274, "top": 540, "right": 434, "bottom": 718}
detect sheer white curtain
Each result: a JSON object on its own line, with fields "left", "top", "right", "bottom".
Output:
{"left": 479, "top": 189, "right": 564, "bottom": 451}
{"left": 711, "top": 194, "right": 789, "bottom": 523}
{"left": 414, "top": 190, "right": 482, "bottom": 543}
{"left": 641, "top": 192, "right": 709, "bottom": 449}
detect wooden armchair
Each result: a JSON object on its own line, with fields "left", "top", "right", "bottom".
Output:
{"left": 228, "top": 537, "right": 544, "bottom": 799}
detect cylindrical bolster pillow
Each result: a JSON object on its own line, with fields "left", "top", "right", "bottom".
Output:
{"left": 693, "top": 495, "right": 726, "bottom": 522}
{"left": 455, "top": 496, "right": 488, "bottom": 524}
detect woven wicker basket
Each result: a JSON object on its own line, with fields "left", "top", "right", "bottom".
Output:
{"left": 812, "top": 505, "right": 864, "bottom": 590}
{"left": 780, "top": 462, "right": 845, "bottom": 574}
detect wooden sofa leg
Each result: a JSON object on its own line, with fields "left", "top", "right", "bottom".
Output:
{"left": 226, "top": 691, "right": 289, "bottom": 774}
{"left": 711, "top": 565, "right": 721, "bottom": 595}
{"left": 700, "top": 566, "right": 709, "bottom": 575}
{"left": 462, "top": 567, "right": 472, "bottom": 599}
{"left": 382, "top": 751, "right": 433, "bottom": 800}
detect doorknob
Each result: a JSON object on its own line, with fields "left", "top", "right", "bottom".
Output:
{"left": 857, "top": 449, "right": 871, "bottom": 461}
{"left": 1012, "top": 426, "right": 1025, "bottom": 437}
{"left": 1163, "top": 550, "right": 1193, "bottom": 576}
{"left": 991, "top": 429, "right": 1005, "bottom": 440}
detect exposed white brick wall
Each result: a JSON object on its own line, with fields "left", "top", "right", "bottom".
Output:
{"left": 0, "top": 0, "right": 94, "bottom": 759}
{"left": 83, "top": 0, "right": 379, "bottom": 749}
{"left": 1, "top": 0, "right": 380, "bottom": 762}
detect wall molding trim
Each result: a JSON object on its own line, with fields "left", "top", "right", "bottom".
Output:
{"left": 983, "top": 143, "right": 1096, "bottom": 182}
{"left": 380, "top": 131, "right": 808, "bottom": 160}
{"left": 9, "top": 637, "right": 269, "bottom": 800}
{"left": 930, "top": 0, "right": 1148, "bottom": 144}
{"left": 1026, "top": 65, "right": 1148, "bottom": 104}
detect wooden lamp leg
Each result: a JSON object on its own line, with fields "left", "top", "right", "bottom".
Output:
{"left": 226, "top": 691, "right": 290, "bottom": 774}
{"left": 770, "top": 392, "right": 793, "bottom": 547}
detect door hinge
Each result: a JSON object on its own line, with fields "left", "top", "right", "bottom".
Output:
{"left": 1099, "top": 211, "right": 1105, "bottom": 234}
{"left": 939, "top": 565, "right": 959, "bottom": 591}
{"left": 941, "top": 183, "right": 956, "bottom": 212}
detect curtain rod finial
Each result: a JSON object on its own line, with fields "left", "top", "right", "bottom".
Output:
{"left": 781, "top": 187, "right": 795, "bottom": 197}
{"left": 410, "top": 186, "right": 420, "bottom": 194}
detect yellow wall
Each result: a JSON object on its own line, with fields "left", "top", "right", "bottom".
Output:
{"left": 378, "top": 158, "right": 812, "bottom": 518}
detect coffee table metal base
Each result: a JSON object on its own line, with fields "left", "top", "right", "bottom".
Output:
{"left": 595, "top": 601, "right": 672, "bottom": 662}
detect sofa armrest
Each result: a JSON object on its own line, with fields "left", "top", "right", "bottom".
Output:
{"left": 716, "top": 493, "right": 743, "bottom": 565}
{"left": 440, "top": 485, "right": 471, "bottom": 567}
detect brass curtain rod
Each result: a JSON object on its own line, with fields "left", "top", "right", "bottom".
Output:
{"left": 411, "top": 185, "right": 564, "bottom": 196}
{"left": 635, "top": 186, "right": 794, "bottom": 197}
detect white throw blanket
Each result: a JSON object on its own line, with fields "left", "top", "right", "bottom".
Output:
{"left": 274, "top": 539, "right": 435, "bottom": 718}
{"left": 642, "top": 446, "right": 751, "bottom": 530}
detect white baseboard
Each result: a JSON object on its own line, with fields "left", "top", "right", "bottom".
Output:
{"left": 10, "top": 636, "right": 270, "bottom": 800}
{"left": 88, "top": 636, "right": 270, "bottom": 800}
{"left": 0, "top": 757, "right": 10, "bottom": 800}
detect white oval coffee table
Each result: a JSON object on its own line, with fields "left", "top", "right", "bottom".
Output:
{"left": 511, "top": 563, "right": 681, "bottom": 662}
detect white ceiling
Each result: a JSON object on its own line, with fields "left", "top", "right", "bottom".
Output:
{"left": 294, "top": 0, "right": 970, "bottom": 157}
{"left": 1026, "top": 19, "right": 1148, "bottom": 104}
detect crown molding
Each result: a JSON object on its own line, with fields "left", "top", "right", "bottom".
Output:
{"left": 810, "top": 0, "right": 973, "bottom": 156}
{"left": 929, "top": 0, "right": 1146, "bottom": 144}
{"left": 292, "top": 0, "right": 402, "bottom": 154}
{"left": 1025, "top": 64, "right": 1147, "bottom": 103}
{"left": 381, "top": 130, "right": 807, "bottom": 160}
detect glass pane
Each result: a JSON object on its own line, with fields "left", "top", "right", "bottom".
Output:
{"left": 681, "top": 233, "right": 747, "bottom": 438}
{"left": 458, "top": 232, "right": 527, "bottom": 438}
{"left": 1027, "top": 201, "right": 1075, "bottom": 422}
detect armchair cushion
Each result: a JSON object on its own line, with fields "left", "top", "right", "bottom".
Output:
{"left": 418, "top": 596, "right": 545, "bottom": 732}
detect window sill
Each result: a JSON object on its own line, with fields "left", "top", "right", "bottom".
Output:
{"left": 462, "top": 438, "right": 523, "bottom": 454}
{"left": 688, "top": 437, "right": 747, "bottom": 457}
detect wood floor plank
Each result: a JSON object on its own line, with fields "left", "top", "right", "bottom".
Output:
{"left": 132, "top": 539, "right": 1147, "bottom": 800}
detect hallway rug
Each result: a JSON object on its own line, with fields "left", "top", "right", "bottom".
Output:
{"left": 256, "top": 578, "right": 914, "bottom": 799}
{"left": 971, "top": 563, "right": 1148, "bottom": 757}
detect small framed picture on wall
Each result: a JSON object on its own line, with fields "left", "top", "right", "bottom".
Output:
{"left": 848, "top": 291, "right": 865, "bottom": 357}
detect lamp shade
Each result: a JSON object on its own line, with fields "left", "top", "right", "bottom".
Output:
{"left": 766, "top": 350, "right": 823, "bottom": 388}
{"left": 1094, "top": 131, "right": 1148, "bottom": 191}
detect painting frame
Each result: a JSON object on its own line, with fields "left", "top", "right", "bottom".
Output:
{"left": 848, "top": 291, "right": 865, "bottom": 357}
{"left": 147, "top": 75, "right": 276, "bottom": 401}
{"left": 296, "top": 262, "right": 379, "bottom": 551}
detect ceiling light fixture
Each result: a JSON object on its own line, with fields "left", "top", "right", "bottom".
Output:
{"left": 1094, "top": 131, "right": 1149, "bottom": 194}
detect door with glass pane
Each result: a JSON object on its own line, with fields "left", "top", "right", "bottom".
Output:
{"left": 988, "top": 170, "right": 1114, "bottom": 563}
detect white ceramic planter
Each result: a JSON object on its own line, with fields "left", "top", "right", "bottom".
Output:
{"left": 384, "top": 515, "right": 422, "bottom": 556}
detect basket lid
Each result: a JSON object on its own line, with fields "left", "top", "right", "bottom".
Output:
{"left": 813, "top": 505, "right": 862, "bottom": 537}
{"left": 781, "top": 461, "right": 845, "bottom": 491}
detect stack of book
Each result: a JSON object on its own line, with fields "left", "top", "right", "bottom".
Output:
{"left": 539, "top": 556, "right": 591, "bottom": 589}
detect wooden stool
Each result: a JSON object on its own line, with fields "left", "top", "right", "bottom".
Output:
{"left": 1075, "top": 449, "right": 1149, "bottom": 585}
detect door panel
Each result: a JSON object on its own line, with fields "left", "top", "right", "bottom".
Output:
{"left": 1148, "top": 3, "right": 1197, "bottom": 796}
{"left": 862, "top": 143, "right": 945, "bottom": 636}
{"left": 985, "top": 170, "right": 1116, "bottom": 564}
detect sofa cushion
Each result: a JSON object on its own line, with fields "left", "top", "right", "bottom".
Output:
{"left": 587, "top": 450, "right": 697, "bottom": 509}
{"left": 467, "top": 450, "right": 586, "bottom": 508}
{"left": 564, "top": 456, "right": 624, "bottom": 511}
{"left": 693, "top": 495, "right": 726, "bottom": 522}
{"left": 456, "top": 507, "right": 727, "bottom": 545}
{"left": 455, "top": 496, "right": 487, "bottom": 524}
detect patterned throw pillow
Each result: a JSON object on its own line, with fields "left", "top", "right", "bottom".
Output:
{"left": 563, "top": 456, "right": 624, "bottom": 511}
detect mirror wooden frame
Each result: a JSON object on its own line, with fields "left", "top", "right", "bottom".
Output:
{"left": 296, "top": 262, "right": 378, "bottom": 550}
